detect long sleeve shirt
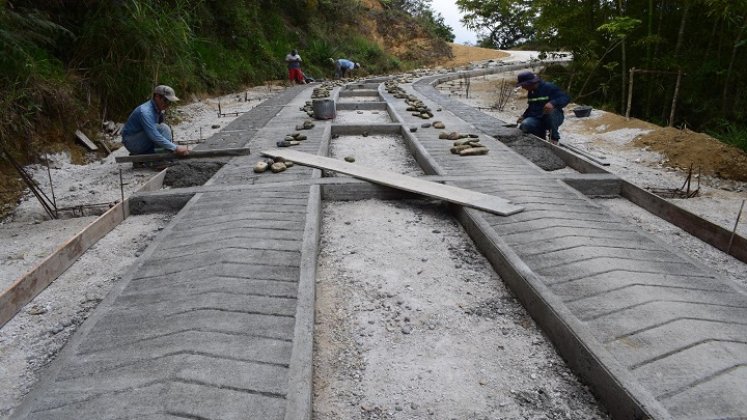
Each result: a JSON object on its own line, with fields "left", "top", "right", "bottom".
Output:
{"left": 522, "top": 81, "right": 570, "bottom": 119}
{"left": 121, "top": 99, "right": 177, "bottom": 151}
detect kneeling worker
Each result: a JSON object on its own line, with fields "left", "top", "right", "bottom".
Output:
{"left": 516, "top": 71, "right": 570, "bottom": 145}
{"left": 122, "top": 85, "right": 189, "bottom": 156}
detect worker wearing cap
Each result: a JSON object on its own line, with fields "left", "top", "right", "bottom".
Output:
{"left": 331, "top": 58, "right": 360, "bottom": 79}
{"left": 516, "top": 71, "right": 570, "bottom": 145}
{"left": 121, "top": 85, "right": 189, "bottom": 156}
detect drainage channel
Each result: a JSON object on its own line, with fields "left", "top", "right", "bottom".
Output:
{"left": 314, "top": 85, "right": 607, "bottom": 418}
{"left": 10, "top": 74, "right": 746, "bottom": 420}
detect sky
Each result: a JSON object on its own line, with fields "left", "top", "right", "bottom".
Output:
{"left": 430, "top": 0, "right": 478, "bottom": 45}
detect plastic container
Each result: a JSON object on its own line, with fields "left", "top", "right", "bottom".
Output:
{"left": 573, "top": 106, "right": 592, "bottom": 118}
{"left": 312, "top": 99, "right": 336, "bottom": 120}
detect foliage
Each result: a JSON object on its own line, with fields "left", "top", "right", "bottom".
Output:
{"left": 458, "top": 0, "right": 747, "bottom": 148}
{"left": 383, "top": 0, "right": 454, "bottom": 42}
{"left": 0, "top": 0, "right": 447, "bottom": 164}
{"left": 456, "top": 0, "right": 535, "bottom": 49}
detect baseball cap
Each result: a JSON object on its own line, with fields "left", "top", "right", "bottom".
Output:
{"left": 153, "top": 85, "right": 179, "bottom": 102}
{"left": 516, "top": 71, "right": 540, "bottom": 87}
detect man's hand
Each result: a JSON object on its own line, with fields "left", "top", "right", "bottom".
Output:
{"left": 174, "top": 145, "right": 190, "bottom": 157}
{"left": 517, "top": 116, "right": 524, "bottom": 124}
{"left": 543, "top": 102, "right": 555, "bottom": 114}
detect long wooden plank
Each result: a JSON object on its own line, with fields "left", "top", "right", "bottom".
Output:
{"left": 0, "top": 169, "right": 167, "bottom": 328}
{"left": 621, "top": 180, "right": 747, "bottom": 263}
{"left": 0, "top": 202, "right": 124, "bottom": 327}
{"left": 261, "top": 149, "right": 524, "bottom": 216}
{"left": 115, "top": 147, "right": 250, "bottom": 163}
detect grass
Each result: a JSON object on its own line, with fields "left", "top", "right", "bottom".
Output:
{"left": 708, "top": 121, "right": 747, "bottom": 153}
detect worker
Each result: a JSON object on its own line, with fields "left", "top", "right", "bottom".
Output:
{"left": 516, "top": 71, "right": 570, "bottom": 145}
{"left": 285, "top": 49, "right": 306, "bottom": 84}
{"left": 121, "top": 85, "right": 189, "bottom": 156}
{"left": 331, "top": 58, "right": 360, "bottom": 79}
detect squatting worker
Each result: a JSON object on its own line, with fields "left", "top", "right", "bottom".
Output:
{"left": 330, "top": 58, "right": 360, "bottom": 79}
{"left": 285, "top": 49, "right": 305, "bottom": 84}
{"left": 122, "top": 85, "right": 189, "bottom": 156}
{"left": 516, "top": 71, "right": 570, "bottom": 145}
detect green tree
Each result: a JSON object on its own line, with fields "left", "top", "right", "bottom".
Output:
{"left": 457, "top": 0, "right": 535, "bottom": 48}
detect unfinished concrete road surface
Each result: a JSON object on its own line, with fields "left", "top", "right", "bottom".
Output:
{"left": 11, "top": 65, "right": 747, "bottom": 420}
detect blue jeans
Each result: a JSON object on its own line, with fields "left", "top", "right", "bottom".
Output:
{"left": 122, "top": 123, "right": 172, "bottom": 154}
{"left": 520, "top": 109, "right": 565, "bottom": 141}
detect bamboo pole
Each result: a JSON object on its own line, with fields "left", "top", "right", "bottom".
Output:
{"left": 626, "top": 67, "right": 635, "bottom": 119}
{"left": 669, "top": 69, "right": 683, "bottom": 127}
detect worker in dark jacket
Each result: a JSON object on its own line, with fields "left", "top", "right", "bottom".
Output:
{"left": 516, "top": 71, "right": 570, "bottom": 145}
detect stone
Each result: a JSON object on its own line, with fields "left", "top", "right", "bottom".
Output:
{"left": 270, "top": 162, "right": 287, "bottom": 173}
{"left": 253, "top": 162, "right": 268, "bottom": 173}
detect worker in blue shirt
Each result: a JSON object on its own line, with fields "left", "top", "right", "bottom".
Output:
{"left": 331, "top": 58, "right": 360, "bottom": 79}
{"left": 516, "top": 71, "right": 570, "bottom": 145}
{"left": 121, "top": 85, "right": 189, "bottom": 156}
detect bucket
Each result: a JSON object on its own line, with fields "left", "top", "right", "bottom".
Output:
{"left": 312, "top": 99, "right": 336, "bottom": 120}
{"left": 573, "top": 106, "right": 592, "bottom": 118}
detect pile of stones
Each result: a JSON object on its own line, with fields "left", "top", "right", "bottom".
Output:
{"left": 384, "top": 80, "right": 436, "bottom": 120}
{"left": 295, "top": 119, "right": 315, "bottom": 131}
{"left": 439, "top": 132, "right": 489, "bottom": 156}
{"left": 276, "top": 132, "right": 308, "bottom": 147}
{"left": 253, "top": 155, "right": 294, "bottom": 173}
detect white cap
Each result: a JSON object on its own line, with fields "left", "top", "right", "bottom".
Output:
{"left": 153, "top": 85, "right": 179, "bottom": 102}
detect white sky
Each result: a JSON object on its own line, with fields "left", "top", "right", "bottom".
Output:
{"left": 430, "top": 0, "right": 478, "bottom": 45}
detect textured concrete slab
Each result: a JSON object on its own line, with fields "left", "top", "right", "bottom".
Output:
{"left": 13, "top": 71, "right": 747, "bottom": 420}
{"left": 12, "top": 85, "right": 323, "bottom": 420}
{"left": 405, "top": 70, "right": 747, "bottom": 419}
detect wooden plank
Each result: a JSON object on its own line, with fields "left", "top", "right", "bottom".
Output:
{"left": 621, "top": 180, "right": 747, "bottom": 263}
{"left": 0, "top": 201, "right": 124, "bottom": 328}
{"left": 115, "top": 147, "right": 250, "bottom": 163}
{"left": 560, "top": 143, "right": 610, "bottom": 166}
{"left": 261, "top": 149, "right": 524, "bottom": 216}
{"left": 96, "top": 138, "right": 112, "bottom": 155}
{"left": 0, "top": 169, "right": 168, "bottom": 328}
{"left": 75, "top": 130, "right": 99, "bottom": 151}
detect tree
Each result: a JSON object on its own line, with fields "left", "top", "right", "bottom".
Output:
{"left": 456, "top": 0, "right": 536, "bottom": 49}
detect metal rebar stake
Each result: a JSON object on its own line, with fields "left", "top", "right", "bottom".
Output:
{"left": 45, "top": 157, "right": 57, "bottom": 218}
{"left": 727, "top": 199, "right": 745, "bottom": 254}
{"left": 119, "top": 167, "right": 125, "bottom": 220}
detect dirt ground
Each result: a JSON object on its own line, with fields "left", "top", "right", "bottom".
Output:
{"left": 1, "top": 47, "right": 746, "bottom": 418}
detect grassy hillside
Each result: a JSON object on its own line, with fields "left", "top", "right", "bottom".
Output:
{"left": 0, "top": 0, "right": 450, "bottom": 158}
{"left": 0, "top": 0, "right": 452, "bottom": 216}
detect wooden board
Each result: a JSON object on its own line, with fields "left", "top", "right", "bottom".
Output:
{"left": 75, "top": 129, "right": 99, "bottom": 151}
{"left": 0, "top": 201, "right": 124, "bottom": 328}
{"left": 0, "top": 169, "right": 167, "bottom": 328}
{"left": 115, "top": 147, "right": 250, "bottom": 163}
{"left": 262, "top": 149, "right": 524, "bottom": 216}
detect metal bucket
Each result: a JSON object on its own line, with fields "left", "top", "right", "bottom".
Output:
{"left": 312, "top": 99, "right": 336, "bottom": 120}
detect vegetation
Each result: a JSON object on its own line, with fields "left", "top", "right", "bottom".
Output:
{"left": 457, "top": 0, "right": 747, "bottom": 151}
{"left": 0, "top": 0, "right": 452, "bottom": 166}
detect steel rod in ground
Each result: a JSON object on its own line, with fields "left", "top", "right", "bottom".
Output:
{"left": 119, "top": 168, "right": 125, "bottom": 220}
{"left": 45, "top": 158, "right": 57, "bottom": 217}
{"left": 727, "top": 199, "right": 746, "bottom": 254}
{"left": 1, "top": 149, "right": 57, "bottom": 219}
